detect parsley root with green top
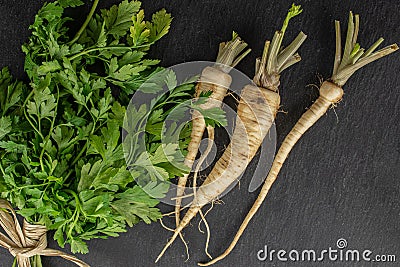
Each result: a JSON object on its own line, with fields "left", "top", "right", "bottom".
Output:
{"left": 156, "top": 4, "right": 307, "bottom": 262}
{"left": 175, "top": 33, "right": 250, "bottom": 230}
{"left": 199, "top": 11, "right": 399, "bottom": 266}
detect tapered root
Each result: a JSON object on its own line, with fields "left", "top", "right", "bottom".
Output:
{"left": 156, "top": 231, "right": 181, "bottom": 263}
{"left": 191, "top": 127, "right": 215, "bottom": 259}
{"left": 162, "top": 207, "right": 187, "bottom": 217}
{"left": 157, "top": 205, "right": 202, "bottom": 262}
{"left": 197, "top": 197, "right": 260, "bottom": 266}
{"left": 175, "top": 33, "right": 250, "bottom": 229}
{"left": 159, "top": 218, "right": 190, "bottom": 261}
{"left": 193, "top": 126, "right": 215, "bottom": 198}
{"left": 159, "top": 218, "right": 175, "bottom": 232}
{"left": 198, "top": 201, "right": 214, "bottom": 233}
{"left": 171, "top": 193, "right": 195, "bottom": 201}
{"left": 193, "top": 126, "right": 215, "bottom": 237}
{"left": 199, "top": 209, "right": 213, "bottom": 259}
{"left": 197, "top": 196, "right": 261, "bottom": 266}
{"left": 199, "top": 82, "right": 341, "bottom": 266}
{"left": 182, "top": 233, "right": 190, "bottom": 262}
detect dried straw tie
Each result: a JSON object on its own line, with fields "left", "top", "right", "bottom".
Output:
{"left": 0, "top": 199, "right": 90, "bottom": 267}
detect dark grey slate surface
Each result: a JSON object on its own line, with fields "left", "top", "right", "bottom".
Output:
{"left": 0, "top": 0, "right": 399, "bottom": 266}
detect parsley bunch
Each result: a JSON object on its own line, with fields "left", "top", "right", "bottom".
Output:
{"left": 0, "top": 0, "right": 184, "bottom": 254}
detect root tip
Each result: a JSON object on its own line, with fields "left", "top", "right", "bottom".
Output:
{"left": 198, "top": 262, "right": 213, "bottom": 267}
{"left": 156, "top": 231, "right": 181, "bottom": 263}
{"left": 198, "top": 254, "right": 225, "bottom": 266}
{"left": 155, "top": 242, "right": 170, "bottom": 263}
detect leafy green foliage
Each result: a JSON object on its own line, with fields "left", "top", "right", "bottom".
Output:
{"left": 197, "top": 107, "right": 228, "bottom": 128}
{"left": 0, "top": 67, "right": 27, "bottom": 117}
{"left": 192, "top": 91, "right": 228, "bottom": 127}
{"left": 101, "top": 0, "right": 141, "bottom": 38}
{"left": 0, "top": 0, "right": 182, "bottom": 255}
{"left": 130, "top": 9, "right": 172, "bottom": 46}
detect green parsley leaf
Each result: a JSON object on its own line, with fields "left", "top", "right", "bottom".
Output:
{"left": 101, "top": 0, "right": 141, "bottom": 38}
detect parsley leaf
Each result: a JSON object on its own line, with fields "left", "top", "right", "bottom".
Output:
{"left": 101, "top": 0, "right": 141, "bottom": 38}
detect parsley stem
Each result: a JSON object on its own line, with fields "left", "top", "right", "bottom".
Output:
{"left": 64, "top": 122, "right": 96, "bottom": 183}
{"left": 64, "top": 189, "right": 81, "bottom": 207}
{"left": 11, "top": 182, "right": 51, "bottom": 191}
{"left": 72, "top": 143, "right": 88, "bottom": 166}
{"left": 330, "top": 12, "right": 399, "bottom": 86}
{"left": 0, "top": 161, "right": 5, "bottom": 176}
{"left": 68, "top": 46, "right": 131, "bottom": 61}
{"left": 253, "top": 4, "right": 306, "bottom": 90}
{"left": 67, "top": 43, "right": 155, "bottom": 61}
{"left": 69, "top": 0, "right": 100, "bottom": 45}
{"left": 64, "top": 188, "right": 84, "bottom": 237}
{"left": 67, "top": 209, "right": 79, "bottom": 238}
{"left": 22, "top": 90, "right": 45, "bottom": 140}
{"left": 63, "top": 145, "right": 85, "bottom": 183}
{"left": 39, "top": 86, "right": 59, "bottom": 172}
{"left": 33, "top": 255, "right": 43, "bottom": 267}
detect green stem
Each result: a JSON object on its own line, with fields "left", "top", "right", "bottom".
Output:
{"left": 65, "top": 189, "right": 80, "bottom": 204}
{"left": 64, "top": 189, "right": 83, "bottom": 219}
{"left": 333, "top": 44, "right": 399, "bottom": 86}
{"left": 254, "top": 41, "right": 270, "bottom": 83}
{"left": 277, "top": 31, "right": 307, "bottom": 70}
{"left": 64, "top": 189, "right": 85, "bottom": 237}
{"left": 362, "top": 37, "right": 384, "bottom": 58}
{"left": 275, "top": 4, "right": 303, "bottom": 61}
{"left": 69, "top": 0, "right": 100, "bottom": 45}
{"left": 279, "top": 53, "right": 301, "bottom": 72}
{"left": 11, "top": 182, "right": 51, "bottom": 193}
{"left": 0, "top": 161, "right": 5, "bottom": 176}
{"left": 265, "top": 31, "right": 281, "bottom": 74}
{"left": 39, "top": 183, "right": 50, "bottom": 200}
{"left": 31, "top": 255, "right": 43, "bottom": 267}
{"left": 63, "top": 140, "right": 88, "bottom": 184}
{"left": 22, "top": 90, "right": 45, "bottom": 141}
{"left": 71, "top": 143, "right": 88, "bottom": 166}
{"left": 214, "top": 32, "right": 251, "bottom": 73}
{"left": 39, "top": 87, "right": 59, "bottom": 172}
{"left": 64, "top": 169, "right": 74, "bottom": 184}
{"left": 253, "top": 4, "right": 305, "bottom": 89}
{"left": 63, "top": 118, "right": 97, "bottom": 182}
{"left": 332, "top": 21, "right": 342, "bottom": 76}
{"left": 38, "top": 117, "right": 42, "bottom": 134}
{"left": 152, "top": 100, "right": 185, "bottom": 111}
{"left": 66, "top": 208, "right": 79, "bottom": 238}
{"left": 68, "top": 43, "right": 156, "bottom": 61}
{"left": 338, "top": 12, "right": 356, "bottom": 71}
{"left": 331, "top": 11, "right": 399, "bottom": 86}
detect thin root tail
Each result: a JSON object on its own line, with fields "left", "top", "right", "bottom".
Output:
{"left": 155, "top": 231, "right": 180, "bottom": 263}
{"left": 180, "top": 232, "right": 190, "bottom": 262}
{"left": 198, "top": 252, "right": 229, "bottom": 266}
{"left": 199, "top": 209, "right": 213, "bottom": 260}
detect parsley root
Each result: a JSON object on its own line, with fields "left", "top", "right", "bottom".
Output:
{"left": 175, "top": 33, "right": 250, "bottom": 228}
{"left": 199, "top": 12, "right": 398, "bottom": 266}
{"left": 157, "top": 4, "right": 306, "bottom": 262}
